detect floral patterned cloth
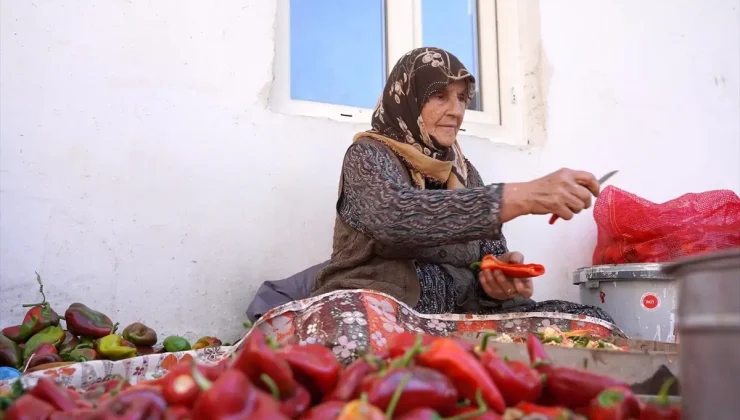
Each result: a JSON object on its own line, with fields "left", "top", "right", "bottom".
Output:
{"left": 0, "top": 290, "right": 625, "bottom": 392}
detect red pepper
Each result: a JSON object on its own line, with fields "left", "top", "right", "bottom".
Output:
{"left": 97, "top": 387, "right": 168, "bottom": 420}
{"left": 191, "top": 363, "right": 289, "bottom": 419}
{"left": 277, "top": 343, "right": 341, "bottom": 396}
{"left": 473, "top": 254, "right": 545, "bottom": 278}
{"left": 279, "top": 383, "right": 311, "bottom": 418}
{"left": 478, "top": 354, "right": 542, "bottom": 405}
{"left": 64, "top": 302, "right": 116, "bottom": 338}
{"left": 3, "top": 274, "right": 61, "bottom": 343}
{"left": 387, "top": 333, "right": 439, "bottom": 358}
{"left": 527, "top": 334, "right": 553, "bottom": 373}
{"left": 4, "top": 394, "right": 57, "bottom": 420}
{"left": 28, "top": 377, "right": 77, "bottom": 412}
{"left": 159, "top": 368, "right": 201, "bottom": 408}
{"left": 49, "top": 409, "right": 97, "bottom": 420}
{"left": 515, "top": 401, "right": 573, "bottom": 419}
{"left": 394, "top": 408, "right": 441, "bottom": 420}
{"left": 444, "top": 406, "right": 503, "bottom": 419}
{"left": 361, "top": 367, "right": 458, "bottom": 417}
{"left": 230, "top": 328, "right": 296, "bottom": 398}
{"left": 336, "top": 399, "right": 387, "bottom": 420}
{"left": 545, "top": 365, "right": 629, "bottom": 409}
{"left": 325, "top": 356, "right": 383, "bottom": 402}
{"left": 640, "top": 378, "right": 680, "bottom": 420}
{"left": 417, "top": 337, "right": 506, "bottom": 414}
{"left": 589, "top": 387, "right": 642, "bottom": 420}
{"left": 26, "top": 342, "right": 63, "bottom": 370}
{"left": 300, "top": 401, "right": 346, "bottom": 419}
{"left": 84, "top": 377, "right": 131, "bottom": 401}
{"left": 163, "top": 405, "right": 192, "bottom": 420}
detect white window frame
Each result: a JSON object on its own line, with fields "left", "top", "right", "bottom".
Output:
{"left": 270, "top": 0, "right": 545, "bottom": 147}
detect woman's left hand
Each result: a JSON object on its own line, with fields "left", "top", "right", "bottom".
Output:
{"left": 479, "top": 251, "right": 534, "bottom": 300}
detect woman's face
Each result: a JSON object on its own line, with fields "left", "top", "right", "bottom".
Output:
{"left": 420, "top": 80, "right": 469, "bottom": 147}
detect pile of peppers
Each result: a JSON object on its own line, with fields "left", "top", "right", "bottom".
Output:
{"left": 0, "top": 274, "right": 223, "bottom": 373}
{"left": 1, "top": 328, "right": 681, "bottom": 420}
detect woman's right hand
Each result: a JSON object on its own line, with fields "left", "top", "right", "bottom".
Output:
{"left": 502, "top": 168, "right": 601, "bottom": 222}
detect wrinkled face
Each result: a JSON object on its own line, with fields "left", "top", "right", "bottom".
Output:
{"left": 420, "top": 80, "right": 469, "bottom": 147}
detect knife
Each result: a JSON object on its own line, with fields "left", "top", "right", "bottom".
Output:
{"left": 548, "top": 170, "right": 619, "bottom": 225}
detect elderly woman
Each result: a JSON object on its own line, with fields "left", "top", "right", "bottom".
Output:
{"left": 311, "top": 47, "right": 612, "bottom": 322}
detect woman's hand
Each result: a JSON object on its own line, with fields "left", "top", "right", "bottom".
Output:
{"left": 501, "top": 168, "right": 601, "bottom": 222}
{"left": 479, "top": 251, "right": 534, "bottom": 300}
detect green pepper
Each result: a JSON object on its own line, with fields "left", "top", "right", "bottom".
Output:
{"left": 0, "top": 334, "right": 22, "bottom": 369}
{"left": 66, "top": 346, "right": 98, "bottom": 362}
{"left": 162, "top": 336, "right": 191, "bottom": 352}
{"left": 23, "top": 326, "right": 65, "bottom": 361}
{"left": 121, "top": 322, "right": 157, "bottom": 346}
{"left": 192, "top": 336, "right": 222, "bottom": 350}
{"left": 96, "top": 334, "right": 137, "bottom": 361}
{"left": 64, "top": 303, "right": 115, "bottom": 338}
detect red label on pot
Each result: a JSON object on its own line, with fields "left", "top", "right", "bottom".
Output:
{"left": 641, "top": 293, "right": 660, "bottom": 311}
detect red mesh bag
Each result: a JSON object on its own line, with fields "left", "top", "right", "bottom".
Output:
{"left": 593, "top": 186, "right": 740, "bottom": 264}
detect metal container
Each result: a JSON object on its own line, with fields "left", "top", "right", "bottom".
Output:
{"left": 573, "top": 263, "right": 676, "bottom": 341}
{"left": 663, "top": 248, "right": 740, "bottom": 420}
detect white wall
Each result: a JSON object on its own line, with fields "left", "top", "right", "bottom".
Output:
{"left": 1, "top": 0, "right": 738, "bottom": 342}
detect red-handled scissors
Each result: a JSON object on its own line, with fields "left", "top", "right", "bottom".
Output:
{"left": 548, "top": 170, "right": 619, "bottom": 225}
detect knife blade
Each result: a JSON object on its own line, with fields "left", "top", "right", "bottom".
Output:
{"left": 548, "top": 170, "right": 619, "bottom": 225}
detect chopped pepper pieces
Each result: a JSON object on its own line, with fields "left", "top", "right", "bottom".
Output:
{"left": 64, "top": 303, "right": 115, "bottom": 338}
{"left": 121, "top": 322, "right": 158, "bottom": 347}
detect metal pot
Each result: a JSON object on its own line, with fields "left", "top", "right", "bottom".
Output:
{"left": 663, "top": 248, "right": 740, "bottom": 420}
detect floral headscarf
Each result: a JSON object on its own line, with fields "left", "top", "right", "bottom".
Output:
{"left": 354, "top": 47, "right": 476, "bottom": 190}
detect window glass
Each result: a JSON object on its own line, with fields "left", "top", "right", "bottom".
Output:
{"left": 290, "top": 0, "right": 386, "bottom": 109}
{"left": 421, "top": 0, "right": 482, "bottom": 111}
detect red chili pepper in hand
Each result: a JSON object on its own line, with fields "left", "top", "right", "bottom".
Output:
{"left": 640, "top": 378, "right": 680, "bottom": 420}
{"left": 361, "top": 367, "right": 458, "bottom": 417}
{"left": 280, "top": 383, "right": 311, "bottom": 418}
{"left": 325, "top": 356, "right": 384, "bottom": 402}
{"left": 4, "top": 394, "right": 57, "bottom": 420}
{"left": 300, "top": 401, "right": 346, "bottom": 419}
{"left": 230, "top": 328, "right": 296, "bottom": 398}
{"left": 28, "top": 377, "right": 77, "bottom": 412}
{"left": 417, "top": 337, "right": 506, "bottom": 413}
{"left": 472, "top": 254, "right": 545, "bottom": 278}
{"left": 278, "top": 343, "right": 341, "bottom": 396}
{"left": 545, "top": 365, "right": 630, "bottom": 409}
{"left": 589, "top": 387, "right": 642, "bottom": 420}
{"left": 191, "top": 363, "right": 288, "bottom": 420}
